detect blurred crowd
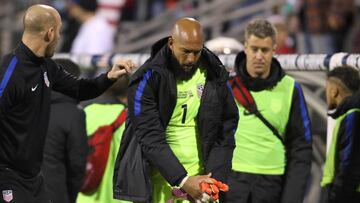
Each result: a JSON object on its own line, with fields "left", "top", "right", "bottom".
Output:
{"left": 1, "top": 2, "right": 360, "bottom": 203}
{"left": 54, "top": 0, "right": 360, "bottom": 55}
{"left": 1, "top": 0, "right": 360, "bottom": 58}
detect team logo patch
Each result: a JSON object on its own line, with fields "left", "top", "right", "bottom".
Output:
{"left": 2, "top": 190, "right": 13, "bottom": 202}
{"left": 178, "top": 90, "right": 193, "bottom": 99}
{"left": 197, "top": 83, "right": 204, "bottom": 98}
{"left": 43, "top": 71, "right": 50, "bottom": 87}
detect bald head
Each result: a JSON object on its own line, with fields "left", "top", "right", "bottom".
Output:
{"left": 23, "top": 4, "right": 60, "bottom": 34}
{"left": 171, "top": 18, "right": 204, "bottom": 43}
{"left": 22, "top": 4, "right": 62, "bottom": 57}
{"left": 168, "top": 18, "right": 204, "bottom": 80}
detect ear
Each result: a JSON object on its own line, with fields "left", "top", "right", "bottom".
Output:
{"left": 244, "top": 41, "right": 248, "bottom": 54}
{"left": 273, "top": 43, "right": 277, "bottom": 52}
{"left": 331, "top": 85, "right": 339, "bottom": 99}
{"left": 168, "top": 37, "right": 174, "bottom": 51}
{"left": 44, "top": 27, "right": 55, "bottom": 43}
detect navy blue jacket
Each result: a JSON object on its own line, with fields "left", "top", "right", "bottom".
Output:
{"left": 327, "top": 92, "right": 360, "bottom": 202}
{"left": 0, "top": 42, "right": 114, "bottom": 178}
{"left": 113, "top": 38, "right": 238, "bottom": 202}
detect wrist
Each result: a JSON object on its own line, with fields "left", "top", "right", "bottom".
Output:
{"left": 179, "top": 175, "right": 189, "bottom": 188}
{"left": 107, "top": 71, "right": 115, "bottom": 81}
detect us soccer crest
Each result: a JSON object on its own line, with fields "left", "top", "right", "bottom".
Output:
{"left": 2, "top": 190, "right": 13, "bottom": 202}
{"left": 43, "top": 71, "right": 50, "bottom": 87}
{"left": 197, "top": 83, "right": 204, "bottom": 98}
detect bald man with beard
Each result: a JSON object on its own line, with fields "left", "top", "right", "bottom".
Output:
{"left": 0, "top": 4, "right": 134, "bottom": 203}
{"left": 113, "top": 18, "right": 238, "bottom": 203}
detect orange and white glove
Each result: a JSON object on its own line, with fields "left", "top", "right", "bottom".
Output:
{"left": 199, "top": 178, "right": 229, "bottom": 202}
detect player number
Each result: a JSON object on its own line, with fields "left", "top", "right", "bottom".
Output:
{"left": 181, "top": 104, "right": 187, "bottom": 124}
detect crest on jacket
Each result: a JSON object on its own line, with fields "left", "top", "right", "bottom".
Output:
{"left": 197, "top": 83, "right": 204, "bottom": 98}
{"left": 44, "top": 71, "right": 50, "bottom": 87}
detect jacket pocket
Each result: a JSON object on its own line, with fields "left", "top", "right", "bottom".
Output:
{"left": 113, "top": 125, "right": 152, "bottom": 202}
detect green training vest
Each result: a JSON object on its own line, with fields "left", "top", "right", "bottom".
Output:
{"left": 77, "top": 104, "right": 130, "bottom": 203}
{"left": 151, "top": 67, "right": 207, "bottom": 203}
{"left": 321, "top": 108, "right": 360, "bottom": 192}
{"left": 232, "top": 75, "right": 295, "bottom": 175}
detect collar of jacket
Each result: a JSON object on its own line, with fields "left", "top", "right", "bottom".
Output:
{"left": 328, "top": 90, "right": 360, "bottom": 119}
{"left": 16, "top": 41, "right": 45, "bottom": 65}
{"left": 234, "top": 51, "right": 285, "bottom": 92}
{"left": 131, "top": 37, "right": 227, "bottom": 83}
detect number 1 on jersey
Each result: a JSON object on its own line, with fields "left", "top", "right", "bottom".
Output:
{"left": 181, "top": 104, "right": 187, "bottom": 124}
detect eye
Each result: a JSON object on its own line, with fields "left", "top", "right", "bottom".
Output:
{"left": 262, "top": 48, "right": 269, "bottom": 53}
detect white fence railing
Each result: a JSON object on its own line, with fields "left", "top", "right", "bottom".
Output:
{"left": 54, "top": 53, "right": 360, "bottom": 71}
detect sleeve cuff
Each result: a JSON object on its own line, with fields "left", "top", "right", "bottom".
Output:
{"left": 179, "top": 175, "right": 189, "bottom": 188}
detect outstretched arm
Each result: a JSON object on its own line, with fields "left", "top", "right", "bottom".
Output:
{"left": 51, "top": 59, "right": 135, "bottom": 100}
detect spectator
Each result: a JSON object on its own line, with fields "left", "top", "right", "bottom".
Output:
{"left": 297, "top": 0, "right": 334, "bottom": 53}
{"left": 327, "top": 0, "right": 355, "bottom": 52}
{"left": 267, "top": 15, "right": 296, "bottom": 54}
{"left": 59, "top": 0, "right": 97, "bottom": 52}
{"left": 70, "top": 0, "right": 126, "bottom": 55}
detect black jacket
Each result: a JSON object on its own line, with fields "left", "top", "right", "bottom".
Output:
{"left": 0, "top": 42, "right": 114, "bottom": 178}
{"left": 42, "top": 91, "right": 87, "bottom": 203}
{"left": 233, "top": 52, "right": 313, "bottom": 203}
{"left": 326, "top": 92, "right": 360, "bottom": 203}
{"left": 113, "top": 38, "right": 238, "bottom": 202}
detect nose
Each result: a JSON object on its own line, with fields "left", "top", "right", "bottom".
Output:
{"left": 186, "top": 53, "right": 195, "bottom": 64}
{"left": 255, "top": 50, "right": 263, "bottom": 59}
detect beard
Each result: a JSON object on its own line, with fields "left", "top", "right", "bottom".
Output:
{"left": 170, "top": 54, "right": 199, "bottom": 81}
{"left": 45, "top": 39, "right": 58, "bottom": 57}
{"left": 45, "top": 45, "right": 55, "bottom": 58}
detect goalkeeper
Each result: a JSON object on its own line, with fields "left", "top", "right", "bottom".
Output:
{"left": 113, "top": 17, "right": 238, "bottom": 203}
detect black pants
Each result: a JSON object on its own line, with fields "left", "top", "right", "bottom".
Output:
{"left": 225, "top": 171, "right": 283, "bottom": 203}
{"left": 322, "top": 184, "right": 360, "bottom": 203}
{"left": 0, "top": 167, "right": 50, "bottom": 203}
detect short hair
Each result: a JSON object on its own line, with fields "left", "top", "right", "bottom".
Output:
{"left": 245, "top": 18, "right": 277, "bottom": 44}
{"left": 327, "top": 66, "right": 360, "bottom": 93}
{"left": 54, "top": 58, "right": 81, "bottom": 77}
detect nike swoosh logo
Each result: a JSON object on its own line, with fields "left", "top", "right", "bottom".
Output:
{"left": 31, "top": 84, "right": 38, "bottom": 92}
{"left": 243, "top": 109, "right": 262, "bottom": 116}
{"left": 243, "top": 110, "right": 253, "bottom": 116}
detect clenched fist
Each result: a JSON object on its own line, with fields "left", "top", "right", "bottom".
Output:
{"left": 107, "top": 59, "right": 136, "bottom": 80}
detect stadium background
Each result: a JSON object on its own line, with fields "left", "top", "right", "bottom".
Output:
{"left": 1, "top": 0, "right": 360, "bottom": 202}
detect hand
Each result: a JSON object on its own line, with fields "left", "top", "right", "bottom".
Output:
{"left": 181, "top": 173, "right": 213, "bottom": 201}
{"left": 195, "top": 193, "right": 211, "bottom": 203}
{"left": 107, "top": 59, "right": 136, "bottom": 80}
